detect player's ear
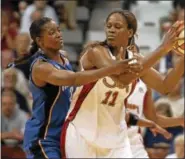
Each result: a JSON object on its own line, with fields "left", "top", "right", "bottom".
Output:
{"left": 128, "top": 29, "right": 134, "bottom": 38}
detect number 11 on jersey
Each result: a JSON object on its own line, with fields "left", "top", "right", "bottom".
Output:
{"left": 101, "top": 91, "right": 119, "bottom": 107}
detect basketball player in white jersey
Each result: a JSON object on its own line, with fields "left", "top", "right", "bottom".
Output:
{"left": 60, "top": 10, "right": 184, "bottom": 158}
{"left": 126, "top": 42, "right": 184, "bottom": 158}
{"left": 126, "top": 80, "right": 184, "bottom": 158}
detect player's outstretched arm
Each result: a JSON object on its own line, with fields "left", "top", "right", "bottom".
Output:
{"left": 32, "top": 59, "right": 135, "bottom": 86}
{"left": 138, "top": 21, "right": 184, "bottom": 73}
{"left": 126, "top": 112, "right": 172, "bottom": 139}
{"left": 143, "top": 87, "right": 184, "bottom": 128}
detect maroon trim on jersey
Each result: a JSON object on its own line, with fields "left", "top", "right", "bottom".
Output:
{"left": 138, "top": 86, "right": 148, "bottom": 143}
{"left": 125, "top": 80, "right": 138, "bottom": 128}
{"left": 143, "top": 89, "right": 149, "bottom": 112}
{"left": 60, "top": 81, "right": 97, "bottom": 159}
{"left": 124, "top": 80, "right": 138, "bottom": 107}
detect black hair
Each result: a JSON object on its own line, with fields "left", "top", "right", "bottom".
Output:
{"left": 7, "top": 17, "right": 52, "bottom": 68}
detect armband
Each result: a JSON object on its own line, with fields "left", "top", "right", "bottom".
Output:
{"left": 127, "top": 113, "right": 139, "bottom": 126}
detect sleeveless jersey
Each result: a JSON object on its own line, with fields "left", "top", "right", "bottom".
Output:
{"left": 23, "top": 51, "right": 74, "bottom": 149}
{"left": 65, "top": 49, "right": 136, "bottom": 148}
{"left": 126, "top": 79, "right": 148, "bottom": 143}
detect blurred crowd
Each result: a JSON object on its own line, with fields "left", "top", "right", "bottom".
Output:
{"left": 1, "top": 0, "right": 184, "bottom": 158}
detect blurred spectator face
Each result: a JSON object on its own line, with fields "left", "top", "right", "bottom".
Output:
{"left": 1, "top": 11, "right": 10, "bottom": 38}
{"left": 2, "top": 91, "right": 16, "bottom": 118}
{"left": 34, "top": 0, "right": 47, "bottom": 10}
{"left": 18, "top": 1, "right": 28, "bottom": 15}
{"left": 154, "top": 148, "right": 169, "bottom": 158}
{"left": 2, "top": 10, "right": 9, "bottom": 26}
{"left": 3, "top": 69, "right": 17, "bottom": 89}
{"left": 15, "top": 33, "right": 31, "bottom": 56}
{"left": 156, "top": 103, "right": 172, "bottom": 117}
{"left": 31, "top": 10, "right": 42, "bottom": 21}
{"left": 1, "top": 50, "right": 14, "bottom": 69}
{"left": 146, "top": 147, "right": 169, "bottom": 159}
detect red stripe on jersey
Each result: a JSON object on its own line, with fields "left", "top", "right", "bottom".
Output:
{"left": 143, "top": 89, "right": 149, "bottom": 112}
{"left": 125, "top": 80, "right": 138, "bottom": 128}
{"left": 60, "top": 81, "right": 97, "bottom": 158}
{"left": 124, "top": 80, "right": 138, "bottom": 107}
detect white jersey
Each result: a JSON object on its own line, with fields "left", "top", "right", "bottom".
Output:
{"left": 65, "top": 50, "right": 136, "bottom": 149}
{"left": 126, "top": 79, "right": 148, "bottom": 144}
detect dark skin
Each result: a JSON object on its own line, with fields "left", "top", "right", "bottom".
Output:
{"left": 127, "top": 45, "right": 184, "bottom": 128}
{"left": 81, "top": 13, "right": 184, "bottom": 95}
{"left": 31, "top": 20, "right": 139, "bottom": 87}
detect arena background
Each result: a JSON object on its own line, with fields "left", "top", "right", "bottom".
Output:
{"left": 1, "top": 0, "right": 184, "bottom": 158}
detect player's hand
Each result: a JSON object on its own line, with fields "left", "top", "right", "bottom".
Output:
{"left": 150, "top": 123, "right": 172, "bottom": 139}
{"left": 113, "top": 58, "right": 139, "bottom": 75}
{"left": 160, "top": 20, "right": 184, "bottom": 53}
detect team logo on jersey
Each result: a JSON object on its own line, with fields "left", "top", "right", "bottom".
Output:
{"left": 139, "top": 87, "right": 144, "bottom": 93}
{"left": 54, "top": 64, "right": 61, "bottom": 69}
{"left": 102, "top": 77, "right": 129, "bottom": 91}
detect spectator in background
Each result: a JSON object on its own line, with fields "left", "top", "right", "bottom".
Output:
{"left": 1, "top": 10, "right": 18, "bottom": 51}
{"left": 166, "top": 133, "right": 184, "bottom": 158}
{"left": 18, "top": 1, "right": 28, "bottom": 17}
{"left": 144, "top": 102, "right": 184, "bottom": 155}
{"left": 148, "top": 142, "right": 170, "bottom": 159}
{"left": 1, "top": 90, "right": 28, "bottom": 146}
{"left": 155, "top": 74, "right": 184, "bottom": 118}
{"left": 14, "top": 33, "right": 31, "bottom": 80}
{"left": 54, "top": 1, "right": 77, "bottom": 30}
{"left": 13, "top": 1, "right": 28, "bottom": 24}
{"left": 2, "top": 50, "right": 30, "bottom": 98}
{"left": 2, "top": 68, "right": 31, "bottom": 115}
{"left": 1, "top": 49, "right": 15, "bottom": 69}
{"left": 20, "top": 0, "right": 58, "bottom": 33}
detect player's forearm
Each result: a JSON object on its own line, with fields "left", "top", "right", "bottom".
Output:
{"left": 126, "top": 113, "right": 155, "bottom": 128}
{"left": 1, "top": 132, "right": 10, "bottom": 140}
{"left": 162, "top": 57, "right": 184, "bottom": 92}
{"left": 156, "top": 114, "right": 184, "bottom": 128}
{"left": 137, "top": 118, "right": 156, "bottom": 128}
{"left": 73, "top": 65, "right": 118, "bottom": 86}
{"left": 140, "top": 45, "right": 169, "bottom": 75}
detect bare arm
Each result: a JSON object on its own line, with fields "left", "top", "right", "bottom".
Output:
{"left": 0, "top": 131, "right": 23, "bottom": 141}
{"left": 143, "top": 87, "right": 184, "bottom": 127}
{"left": 125, "top": 112, "right": 172, "bottom": 139}
{"left": 140, "top": 56, "right": 184, "bottom": 95}
{"left": 82, "top": 46, "right": 140, "bottom": 85}
{"left": 32, "top": 59, "right": 131, "bottom": 86}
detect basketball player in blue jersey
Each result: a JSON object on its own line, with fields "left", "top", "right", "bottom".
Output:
{"left": 7, "top": 17, "right": 142, "bottom": 159}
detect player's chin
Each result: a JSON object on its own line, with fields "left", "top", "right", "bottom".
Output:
{"left": 107, "top": 40, "right": 116, "bottom": 47}
{"left": 57, "top": 43, "right": 64, "bottom": 50}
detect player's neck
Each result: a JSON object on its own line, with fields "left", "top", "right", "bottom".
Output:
{"left": 42, "top": 48, "right": 63, "bottom": 64}
{"left": 113, "top": 46, "right": 127, "bottom": 60}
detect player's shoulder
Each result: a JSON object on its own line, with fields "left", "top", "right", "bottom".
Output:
{"left": 33, "top": 59, "right": 53, "bottom": 74}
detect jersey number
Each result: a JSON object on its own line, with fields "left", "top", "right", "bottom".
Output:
{"left": 101, "top": 91, "right": 119, "bottom": 107}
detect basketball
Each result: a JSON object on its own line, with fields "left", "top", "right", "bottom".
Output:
{"left": 173, "top": 25, "right": 184, "bottom": 56}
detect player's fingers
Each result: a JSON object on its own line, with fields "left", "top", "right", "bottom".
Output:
{"left": 157, "top": 128, "right": 172, "bottom": 139}
{"left": 176, "top": 25, "right": 184, "bottom": 35}
{"left": 174, "top": 37, "right": 184, "bottom": 41}
{"left": 169, "top": 21, "right": 180, "bottom": 33}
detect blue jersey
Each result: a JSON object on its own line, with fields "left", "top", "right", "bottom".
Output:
{"left": 23, "top": 51, "right": 74, "bottom": 151}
